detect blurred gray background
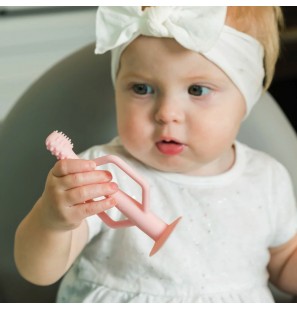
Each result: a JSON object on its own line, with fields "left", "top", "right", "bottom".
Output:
{"left": 0, "top": 6, "right": 97, "bottom": 122}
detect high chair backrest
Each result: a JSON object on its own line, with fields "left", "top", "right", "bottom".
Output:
{"left": 238, "top": 92, "right": 297, "bottom": 198}
{"left": 0, "top": 43, "right": 296, "bottom": 302}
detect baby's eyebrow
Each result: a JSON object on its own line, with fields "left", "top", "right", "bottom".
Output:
{"left": 183, "top": 73, "right": 231, "bottom": 86}
{"left": 184, "top": 74, "right": 211, "bottom": 81}
{"left": 118, "top": 71, "right": 153, "bottom": 82}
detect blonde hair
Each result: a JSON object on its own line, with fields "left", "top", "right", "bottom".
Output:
{"left": 226, "top": 6, "right": 284, "bottom": 90}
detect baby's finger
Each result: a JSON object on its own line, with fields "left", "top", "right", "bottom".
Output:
{"left": 52, "top": 159, "right": 96, "bottom": 177}
{"left": 62, "top": 170, "right": 113, "bottom": 190}
{"left": 65, "top": 182, "right": 118, "bottom": 206}
{"left": 74, "top": 196, "right": 116, "bottom": 218}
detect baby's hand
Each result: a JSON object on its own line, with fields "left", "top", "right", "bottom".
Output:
{"left": 39, "top": 159, "right": 118, "bottom": 231}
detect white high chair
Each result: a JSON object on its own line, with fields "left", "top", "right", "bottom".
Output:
{"left": 238, "top": 92, "right": 297, "bottom": 196}
{"left": 0, "top": 43, "right": 296, "bottom": 302}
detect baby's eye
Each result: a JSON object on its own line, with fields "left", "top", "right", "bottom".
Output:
{"left": 132, "top": 84, "right": 154, "bottom": 95}
{"left": 188, "top": 85, "right": 210, "bottom": 96}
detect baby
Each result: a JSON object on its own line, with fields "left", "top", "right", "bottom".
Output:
{"left": 15, "top": 7, "right": 297, "bottom": 302}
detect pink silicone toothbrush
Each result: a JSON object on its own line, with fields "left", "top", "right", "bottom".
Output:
{"left": 45, "top": 130, "right": 182, "bottom": 256}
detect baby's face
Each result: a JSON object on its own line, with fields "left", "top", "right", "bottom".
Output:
{"left": 115, "top": 36, "right": 246, "bottom": 176}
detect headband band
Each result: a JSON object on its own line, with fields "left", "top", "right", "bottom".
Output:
{"left": 95, "top": 6, "right": 264, "bottom": 116}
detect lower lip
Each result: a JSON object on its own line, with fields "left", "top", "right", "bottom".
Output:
{"left": 156, "top": 142, "right": 185, "bottom": 155}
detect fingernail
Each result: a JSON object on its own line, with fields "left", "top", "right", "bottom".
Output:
{"left": 110, "top": 182, "right": 118, "bottom": 191}
{"left": 109, "top": 197, "right": 116, "bottom": 206}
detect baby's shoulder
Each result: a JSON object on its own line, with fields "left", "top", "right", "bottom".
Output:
{"left": 79, "top": 137, "right": 125, "bottom": 159}
{"left": 237, "top": 141, "right": 290, "bottom": 179}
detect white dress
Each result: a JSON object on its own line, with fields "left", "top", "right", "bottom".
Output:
{"left": 57, "top": 137, "right": 297, "bottom": 302}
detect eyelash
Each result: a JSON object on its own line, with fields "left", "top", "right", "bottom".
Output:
{"left": 131, "top": 83, "right": 211, "bottom": 97}
{"left": 132, "top": 84, "right": 154, "bottom": 95}
{"left": 188, "top": 85, "right": 211, "bottom": 97}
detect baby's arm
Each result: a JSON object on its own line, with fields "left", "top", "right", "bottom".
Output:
{"left": 14, "top": 159, "right": 118, "bottom": 285}
{"left": 268, "top": 233, "right": 297, "bottom": 295}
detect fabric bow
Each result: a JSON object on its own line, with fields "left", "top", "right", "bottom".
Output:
{"left": 95, "top": 6, "right": 227, "bottom": 55}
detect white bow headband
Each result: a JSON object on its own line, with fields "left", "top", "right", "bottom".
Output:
{"left": 95, "top": 6, "right": 265, "bottom": 116}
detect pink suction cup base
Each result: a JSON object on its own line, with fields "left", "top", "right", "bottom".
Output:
{"left": 149, "top": 216, "right": 182, "bottom": 256}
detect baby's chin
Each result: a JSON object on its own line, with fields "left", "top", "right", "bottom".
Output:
{"left": 138, "top": 156, "right": 191, "bottom": 174}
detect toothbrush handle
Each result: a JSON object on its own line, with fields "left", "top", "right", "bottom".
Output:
{"left": 97, "top": 212, "right": 134, "bottom": 228}
{"left": 94, "top": 155, "right": 150, "bottom": 212}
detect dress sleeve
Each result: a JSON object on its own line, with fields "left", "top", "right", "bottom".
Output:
{"left": 269, "top": 162, "right": 297, "bottom": 247}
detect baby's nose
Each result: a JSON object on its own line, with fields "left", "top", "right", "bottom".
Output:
{"left": 154, "top": 98, "right": 185, "bottom": 124}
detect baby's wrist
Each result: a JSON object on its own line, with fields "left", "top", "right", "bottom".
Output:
{"left": 33, "top": 197, "right": 78, "bottom": 233}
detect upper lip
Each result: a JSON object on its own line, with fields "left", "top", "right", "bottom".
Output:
{"left": 156, "top": 136, "right": 183, "bottom": 144}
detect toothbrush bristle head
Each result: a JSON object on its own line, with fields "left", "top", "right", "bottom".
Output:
{"left": 45, "top": 131, "right": 74, "bottom": 160}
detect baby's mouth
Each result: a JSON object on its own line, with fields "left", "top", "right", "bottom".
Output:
{"left": 156, "top": 139, "right": 185, "bottom": 155}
